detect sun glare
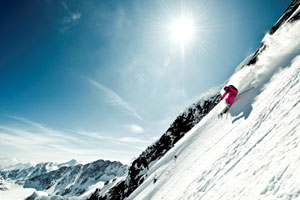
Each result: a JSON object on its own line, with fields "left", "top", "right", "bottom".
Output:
{"left": 171, "top": 17, "right": 195, "bottom": 44}
{"left": 169, "top": 16, "right": 196, "bottom": 57}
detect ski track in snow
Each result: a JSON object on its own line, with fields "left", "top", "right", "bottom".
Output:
{"left": 128, "top": 19, "right": 300, "bottom": 200}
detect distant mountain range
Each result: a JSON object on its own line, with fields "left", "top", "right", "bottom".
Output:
{"left": 0, "top": 158, "right": 34, "bottom": 171}
{"left": 0, "top": 159, "right": 127, "bottom": 199}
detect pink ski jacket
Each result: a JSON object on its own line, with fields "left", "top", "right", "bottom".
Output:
{"left": 221, "top": 85, "right": 238, "bottom": 105}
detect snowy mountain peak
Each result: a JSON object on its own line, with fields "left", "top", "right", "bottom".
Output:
{"left": 57, "top": 159, "right": 79, "bottom": 168}
{"left": 0, "top": 159, "right": 127, "bottom": 199}
{"left": 0, "top": 158, "right": 34, "bottom": 172}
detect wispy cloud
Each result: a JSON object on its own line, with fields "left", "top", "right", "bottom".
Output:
{"left": 74, "top": 129, "right": 149, "bottom": 150}
{"left": 87, "top": 77, "right": 143, "bottom": 121}
{"left": 125, "top": 124, "right": 144, "bottom": 134}
{"left": 0, "top": 114, "right": 150, "bottom": 163}
{"left": 0, "top": 125, "right": 70, "bottom": 156}
{"left": 1, "top": 114, "right": 78, "bottom": 142}
{"left": 117, "top": 137, "right": 148, "bottom": 143}
{"left": 60, "top": 1, "right": 82, "bottom": 32}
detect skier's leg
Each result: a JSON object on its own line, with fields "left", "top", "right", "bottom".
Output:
{"left": 228, "top": 94, "right": 235, "bottom": 105}
{"left": 222, "top": 103, "right": 231, "bottom": 114}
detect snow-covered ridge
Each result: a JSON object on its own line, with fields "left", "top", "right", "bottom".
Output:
{"left": 270, "top": 0, "right": 300, "bottom": 34}
{"left": 88, "top": 89, "right": 221, "bottom": 200}
{"left": 246, "top": 0, "right": 300, "bottom": 67}
{"left": 24, "top": 159, "right": 127, "bottom": 197}
{"left": 0, "top": 159, "right": 127, "bottom": 200}
{"left": 0, "top": 158, "right": 33, "bottom": 171}
{"left": 228, "top": 13, "right": 300, "bottom": 94}
{"left": 0, "top": 160, "right": 79, "bottom": 186}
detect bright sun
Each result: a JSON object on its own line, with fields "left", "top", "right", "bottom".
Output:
{"left": 171, "top": 17, "right": 195, "bottom": 44}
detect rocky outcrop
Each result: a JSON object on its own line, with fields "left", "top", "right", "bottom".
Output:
{"left": 246, "top": 0, "right": 300, "bottom": 67}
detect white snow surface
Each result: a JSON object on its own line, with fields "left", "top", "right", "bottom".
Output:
{"left": 0, "top": 180, "right": 35, "bottom": 200}
{"left": 128, "top": 20, "right": 300, "bottom": 200}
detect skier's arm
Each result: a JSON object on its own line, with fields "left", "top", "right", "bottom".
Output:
{"left": 221, "top": 91, "right": 228, "bottom": 100}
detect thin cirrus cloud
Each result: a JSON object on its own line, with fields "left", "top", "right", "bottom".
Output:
{"left": 0, "top": 125, "right": 71, "bottom": 155}
{"left": 117, "top": 137, "right": 148, "bottom": 143}
{"left": 1, "top": 114, "right": 79, "bottom": 142}
{"left": 74, "top": 129, "right": 149, "bottom": 150}
{"left": 0, "top": 114, "right": 83, "bottom": 151}
{"left": 0, "top": 113, "right": 150, "bottom": 162}
{"left": 87, "top": 77, "right": 144, "bottom": 121}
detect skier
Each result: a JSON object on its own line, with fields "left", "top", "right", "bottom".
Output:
{"left": 220, "top": 85, "right": 238, "bottom": 114}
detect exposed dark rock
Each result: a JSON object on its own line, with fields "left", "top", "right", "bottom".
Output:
{"left": 246, "top": 0, "right": 300, "bottom": 67}
{"left": 269, "top": 0, "right": 300, "bottom": 35}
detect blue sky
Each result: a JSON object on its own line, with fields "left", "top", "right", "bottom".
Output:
{"left": 0, "top": 0, "right": 290, "bottom": 164}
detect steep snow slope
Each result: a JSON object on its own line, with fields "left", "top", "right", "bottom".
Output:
{"left": 128, "top": 7, "right": 300, "bottom": 200}
{"left": 130, "top": 58, "right": 300, "bottom": 200}
{"left": 88, "top": 89, "right": 221, "bottom": 200}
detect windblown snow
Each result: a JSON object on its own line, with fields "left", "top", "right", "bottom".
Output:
{"left": 128, "top": 11, "right": 300, "bottom": 200}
